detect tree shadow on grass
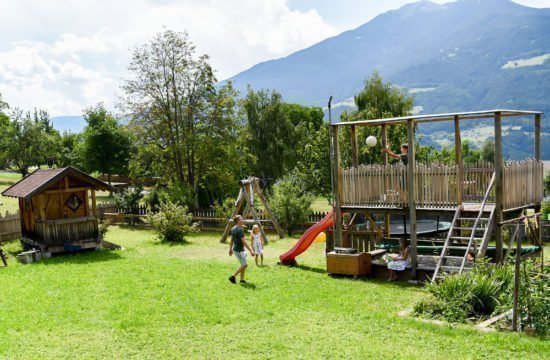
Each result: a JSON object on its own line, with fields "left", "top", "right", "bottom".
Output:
{"left": 40, "top": 248, "right": 123, "bottom": 265}
{"left": 292, "top": 264, "right": 327, "bottom": 275}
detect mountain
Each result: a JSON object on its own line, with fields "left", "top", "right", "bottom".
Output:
{"left": 50, "top": 116, "right": 86, "bottom": 133}
{"left": 225, "top": 0, "right": 550, "bottom": 159}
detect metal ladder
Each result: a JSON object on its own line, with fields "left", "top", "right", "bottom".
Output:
{"left": 432, "top": 173, "right": 496, "bottom": 281}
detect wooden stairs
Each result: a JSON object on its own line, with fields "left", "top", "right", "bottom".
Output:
{"left": 432, "top": 173, "right": 496, "bottom": 281}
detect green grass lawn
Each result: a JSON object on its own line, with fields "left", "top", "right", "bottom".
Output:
{"left": 0, "top": 227, "right": 547, "bottom": 359}
{"left": 0, "top": 171, "right": 22, "bottom": 214}
{"left": 310, "top": 197, "right": 332, "bottom": 213}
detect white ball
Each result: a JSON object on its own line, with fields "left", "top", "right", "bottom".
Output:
{"left": 366, "top": 136, "right": 377, "bottom": 147}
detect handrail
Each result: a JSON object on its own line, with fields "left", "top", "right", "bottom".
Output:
{"left": 460, "top": 172, "right": 496, "bottom": 272}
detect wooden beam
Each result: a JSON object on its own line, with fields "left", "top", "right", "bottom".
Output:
{"left": 332, "top": 125, "right": 343, "bottom": 248}
{"left": 254, "top": 179, "right": 285, "bottom": 238}
{"left": 381, "top": 124, "right": 390, "bottom": 238}
{"left": 534, "top": 113, "right": 541, "bottom": 161}
{"left": 407, "top": 119, "right": 418, "bottom": 278}
{"left": 84, "top": 190, "right": 89, "bottom": 216}
{"left": 64, "top": 177, "right": 69, "bottom": 190}
{"left": 37, "top": 195, "right": 46, "bottom": 221}
{"left": 454, "top": 115, "right": 463, "bottom": 205}
{"left": 91, "top": 190, "right": 97, "bottom": 217}
{"left": 350, "top": 125, "right": 359, "bottom": 167}
{"left": 494, "top": 111, "right": 504, "bottom": 264}
{"left": 44, "top": 187, "right": 92, "bottom": 194}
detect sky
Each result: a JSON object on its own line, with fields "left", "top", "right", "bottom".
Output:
{"left": 0, "top": 0, "right": 549, "bottom": 116}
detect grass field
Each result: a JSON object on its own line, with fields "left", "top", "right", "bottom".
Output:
{"left": 0, "top": 227, "right": 547, "bottom": 359}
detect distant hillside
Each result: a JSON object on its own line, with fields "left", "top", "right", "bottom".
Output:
{"left": 225, "top": 0, "right": 550, "bottom": 159}
{"left": 51, "top": 116, "right": 86, "bottom": 133}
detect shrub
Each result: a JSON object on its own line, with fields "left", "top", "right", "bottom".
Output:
{"left": 149, "top": 202, "right": 199, "bottom": 242}
{"left": 158, "top": 183, "right": 194, "bottom": 209}
{"left": 213, "top": 197, "right": 235, "bottom": 221}
{"left": 114, "top": 186, "right": 143, "bottom": 213}
{"left": 98, "top": 220, "right": 109, "bottom": 240}
{"left": 270, "top": 175, "right": 313, "bottom": 236}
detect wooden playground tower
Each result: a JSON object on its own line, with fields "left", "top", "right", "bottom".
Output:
{"left": 220, "top": 177, "right": 285, "bottom": 243}
{"left": 328, "top": 109, "right": 544, "bottom": 280}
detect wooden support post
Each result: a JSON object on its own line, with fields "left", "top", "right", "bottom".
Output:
{"left": 254, "top": 179, "right": 285, "bottom": 239}
{"left": 332, "top": 125, "right": 343, "bottom": 248}
{"left": 91, "top": 190, "right": 97, "bottom": 217}
{"left": 220, "top": 189, "right": 245, "bottom": 243}
{"left": 242, "top": 190, "right": 269, "bottom": 246}
{"left": 494, "top": 112, "right": 504, "bottom": 264}
{"left": 407, "top": 119, "right": 418, "bottom": 278}
{"left": 84, "top": 190, "right": 89, "bottom": 216}
{"left": 534, "top": 113, "right": 541, "bottom": 161}
{"left": 350, "top": 125, "right": 358, "bottom": 168}
{"left": 454, "top": 115, "right": 463, "bottom": 205}
{"left": 382, "top": 124, "right": 390, "bottom": 237}
{"left": 512, "top": 231, "right": 522, "bottom": 331}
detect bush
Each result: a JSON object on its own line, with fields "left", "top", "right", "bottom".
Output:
{"left": 114, "top": 186, "right": 143, "bottom": 213}
{"left": 149, "top": 202, "right": 199, "bottom": 242}
{"left": 213, "top": 197, "right": 235, "bottom": 220}
{"left": 270, "top": 175, "right": 313, "bottom": 236}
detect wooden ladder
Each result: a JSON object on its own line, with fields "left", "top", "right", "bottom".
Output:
{"left": 432, "top": 173, "right": 496, "bottom": 281}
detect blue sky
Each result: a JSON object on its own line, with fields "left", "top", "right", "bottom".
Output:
{"left": 0, "top": 0, "right": 548, "bottom": 116}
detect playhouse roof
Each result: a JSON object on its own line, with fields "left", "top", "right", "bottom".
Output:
{"left": 1, "top": 166, "right": 113, "bottom": 199}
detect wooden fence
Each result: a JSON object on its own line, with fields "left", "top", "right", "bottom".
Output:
{"left": 0, "top": 211, "right": 21, "bottom": 243}
{"left": 462, "top": 161, "right": 495, "bottom": 202}
{"left": 503, "top": 159, "right": 544, "bottom": 209}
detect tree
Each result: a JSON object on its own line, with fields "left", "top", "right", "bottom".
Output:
{"left": 2, "top": 108, "right": 61, "bottom": 176}
{"left": 270, "top": 175, "right": 313, "bottom": 236}
{"left": 81, "top": 104, "right": 132, "bottom": 183}
{"left": 481, "top": 139, "right": 495, "bottom": 163}
{"left": 0, "top": 93, "right": 10, "bottom": 168}
{"left": 339, "top": 72, "right": 414, "bottom": 167}
{"left": 293, "top": 122, "right": 332, "bottom": 199}
{"left": 243, "top": 88, "right": 291, "bottom": 183}
{"left": 123, "top": 30, "right": 241, "bottom": 207}
{"left": 57, "top": 132, "right": 83, "bottom": 168}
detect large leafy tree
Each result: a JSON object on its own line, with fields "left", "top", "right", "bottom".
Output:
{"left": 243, "top": 88, "right": 291, "bottom": 183}
{"left": 0, "top": 93, "right": 10, "bottom": 168}
{"left": 340, "top": 71, "right": 414, "bottom": 167}
{"left": 122, "top": 30, "right": 241, "bottom": 207}
{"left": 81, "top": 104, "right": 132, "bottom": 183}
{"left": 2, "top": 108, "right": 61, "bottom": 176}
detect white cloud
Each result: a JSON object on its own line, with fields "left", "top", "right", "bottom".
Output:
{"left": 0, "top": 0, "right": 336, "bottom": 116}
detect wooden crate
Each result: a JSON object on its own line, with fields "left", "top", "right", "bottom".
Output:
{"left": 326, "top": 252, "right": 371, "bottom": 277}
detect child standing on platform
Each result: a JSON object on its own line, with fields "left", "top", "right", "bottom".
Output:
{"left": 250, "top": 224, "right": 265, "bottom": 266}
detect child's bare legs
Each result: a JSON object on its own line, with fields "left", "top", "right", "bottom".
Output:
{"left": 255, "top": 254, "right": 259, "bottom": 266}
{"left": 260, "top": 254, "right": 264, "bottom": 266}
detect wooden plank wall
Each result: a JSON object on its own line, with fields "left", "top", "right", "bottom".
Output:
{"left": 0, "top": 211, "right": 21, "bottom": 243}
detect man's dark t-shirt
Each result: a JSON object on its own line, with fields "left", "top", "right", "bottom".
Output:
{"left": 231, "top": 226, "right": 245, "bottom": 252}
{"left": 400, "top": 154, "right": 408, "bottom": 165}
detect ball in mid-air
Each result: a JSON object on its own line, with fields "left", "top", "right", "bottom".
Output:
{"left": 366, "top": 136, "right": 377, "bottom": 147}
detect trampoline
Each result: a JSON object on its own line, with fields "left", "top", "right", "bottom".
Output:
{"left": 372, "top": 219, "right": 452, "bottom": 236}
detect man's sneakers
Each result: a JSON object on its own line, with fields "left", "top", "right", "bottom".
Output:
{"left": 240, "top": 280, "right": 247, "bottom": 284}
{"left": 229, "top": 276, "right": 236, "bottom": 284}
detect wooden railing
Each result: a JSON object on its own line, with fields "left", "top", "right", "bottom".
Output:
{"left": 342, "top": 160, "right": 541, "bottom": 210}
{"left": 503, "top": 159, "right": 544, "bottom": 209}
{"left": 462, "top": 161, "right": 495, "bottom": 202}
{"left": 34, "top": 217, "right": 99, "bottom": 245}
{"left": 342, "top": 163, "right": 459, "bottom": 209}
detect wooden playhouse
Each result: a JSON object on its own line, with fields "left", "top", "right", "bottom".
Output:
{"left": 1, "top": 167, "right": 113, "bottom": 254}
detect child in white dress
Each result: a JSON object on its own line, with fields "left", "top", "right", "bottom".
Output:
{"left": 250, "top": 225, "right": 264, "bottom": 266}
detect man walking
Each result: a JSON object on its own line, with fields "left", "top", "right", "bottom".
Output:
{"left": 229, "top": 215, "right": 255, "bottom": 284}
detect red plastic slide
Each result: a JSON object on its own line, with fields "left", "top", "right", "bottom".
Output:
{"left": 279, "top": 210, "right": 334, "bottom": 264}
